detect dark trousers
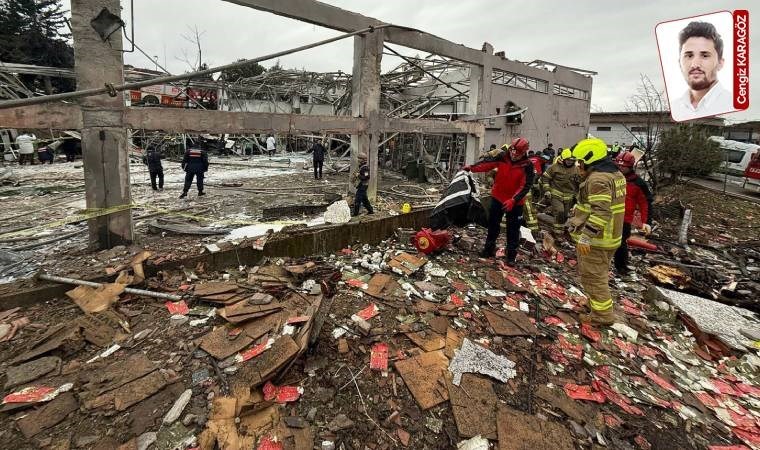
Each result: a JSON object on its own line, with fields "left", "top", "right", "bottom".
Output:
{"left": 18, "top": 153, "right": 35, "bottom": 165}
{"left": 183, "top": 171, "right": 204, "bottom": 193}
{"left": 614, "top": 222, "right": 632, "bottom": 272}
{"left": 64, "top": 152, "right": 75, "bottom": 162}
{"left": 484, "top": 198, "right": 524, "bottom": 261}
{"left": 37, "top": 151, "right": 53, "bottom": 164}
{"left": 313, "top": 160, "right": 323, "bottom": 179}
{"left": 353, "top": 185, "right": 373, "bottom": 215}
{"left": 150, "top": 170, "right": 164, "bottom": 190}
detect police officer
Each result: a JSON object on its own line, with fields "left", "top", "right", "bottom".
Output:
{"left": 309, "top": 139, "right": 326, "bottom": 179}
{"left": 179, "top": 147, "right": 208, "bottom": 198}
{"left": 352, "top": 156, "right": 373, "bottom": 216}
{"left": 143, "top": 147, "right": 164, "bottom": 191}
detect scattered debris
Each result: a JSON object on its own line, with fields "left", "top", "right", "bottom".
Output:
{"left": 449, "top": 338, "right": 517, "bottom": 386}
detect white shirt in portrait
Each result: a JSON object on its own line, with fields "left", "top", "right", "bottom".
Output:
{"left": 671, "top": 82, "right": 734, "bottom": 121}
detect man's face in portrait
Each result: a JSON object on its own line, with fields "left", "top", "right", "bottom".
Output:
{"left": 680, "top": 36, "right": 724, "bottom": 91}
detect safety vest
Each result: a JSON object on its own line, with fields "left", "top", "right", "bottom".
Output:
{"left": 570, "top": 170, "right": 626, "bottom": 249}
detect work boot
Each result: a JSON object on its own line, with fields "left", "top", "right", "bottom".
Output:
{"left": 505, "top": 249, "right": 518, "bottom": 266}
{"left": 198, "top": 191, "right": 206, "bottom": 197}
{"left": 179, "top": 192, "right": 187, "bottom": 199}
{"left": 579, "top": 308, "right": 617, "bottom": 326}
{"left": 479, "top": 245, "right": 496, "bottom": 258}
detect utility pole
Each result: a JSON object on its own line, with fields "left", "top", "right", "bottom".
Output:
{"left": 71, "top": 0, "right": 133, "bottom": 249}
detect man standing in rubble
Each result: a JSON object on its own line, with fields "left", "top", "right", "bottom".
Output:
{"left": 541, "top": 148, "right": 580, "bottom": 238}
{"left": 266, "top": 134, "right": 276, "bottom": 157}
{"left": 352, "top": 156, "right": 373, "bottom": 216}
{"left": 179, "top": 147, "right": 208, "bottom": 199}
{"left": 613, "top": 152, "right": 653, "bottom": 276}
{"left": 464, "top": 137, "right": 534, "bottom": 266}
{"left": 15, "top": 131, "right": 36, "bottom": 165}
{"left": 143, "top": 147, "right": 164, "bottom": 191}
{"left": 309, "top": 139, "right": 326, "bottom": 180}
{"left": 567, "top": 138, "right": 626, "bottom": 325}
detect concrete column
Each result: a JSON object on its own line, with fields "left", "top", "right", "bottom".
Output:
{"left": 349, "top": 29, "right": 384, "bottom": 202}
{"left": 464, "top": 44, "right": 493, "bottom": 165}
{"left": 72, "top": 0, "right": 133, "bottom": 249}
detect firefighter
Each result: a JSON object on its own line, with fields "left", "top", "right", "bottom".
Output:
{"left": 567, "top": 138, "right": 626, "bottom": 325}
{"left": 464, "top": 137, "right": 534, "bottom": 266}
{"left": 522, "top": 151, "right": 543, "bottom": 233}
{"left": 541, "top": 148, "right": 580, "bottom": 237}
{"left": 613, "top": 151, "right": 653, "bottom": 275}
{"left": 179, "top": 147, "right": 209, "bottom": 199}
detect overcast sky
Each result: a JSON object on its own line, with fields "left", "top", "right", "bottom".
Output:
{"left": 63, "top": 0, "right": 757, "bottom": 123}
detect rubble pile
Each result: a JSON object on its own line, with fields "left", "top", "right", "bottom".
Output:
{"left": 0, "top": 205, "right": 759, "bottom": 449}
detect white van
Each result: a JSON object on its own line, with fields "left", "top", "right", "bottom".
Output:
{"left": 708, "top": 137, "right": 760, "bottom": 178}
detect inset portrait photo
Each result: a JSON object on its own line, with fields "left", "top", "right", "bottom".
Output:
{"left": 656, "top": 12, "right": 736, "bottom": 122}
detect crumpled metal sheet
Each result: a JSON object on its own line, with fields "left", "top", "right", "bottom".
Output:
{"left": 448, "top": 338, "right": 516, "bottom": 386}
{"left": 653, "top": 287, "right": 760, "bottom": 351}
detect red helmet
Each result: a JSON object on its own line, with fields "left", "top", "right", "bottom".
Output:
{"left": 509, "top": 137, "right": 529, "bottom": 158}
{"left": 615, "top": 151, "right": 636, "bottom": 169}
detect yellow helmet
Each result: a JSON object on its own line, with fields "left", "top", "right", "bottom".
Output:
{"left": 571, "top": 138, "right": 608, "bottom": 165}
{"left": 560, "top": 148, "right": 573, "bottom": 161}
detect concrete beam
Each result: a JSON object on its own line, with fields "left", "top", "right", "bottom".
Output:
{"left": 124, "top": 108, "right": 367, "bottom": 134}
{"left": 0, "top": 103, "right": 82, "bottom": 129}
{"left": 221, "top": 0, "right": 484, "bottom": 65}
{"left": 0, "top": 103, "right": 481, "bottom": 136}
{"left": 72, "top": 0, "right": 132, "bottom": 249}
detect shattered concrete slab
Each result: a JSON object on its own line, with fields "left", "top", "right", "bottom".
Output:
{"left": 496, "top": 405, "right": 574, "bottom": 450}
{"left": 394, "top": 350, "right": 449, "bottom": 410}
{"left": 198, "top": 325, "right": 254, "bottom": 360}
{"left": 449, "top": 338, "right": 516, "bottom": 386}
{"left": 649, "top": 286, "right": 760, "bottom": 350}
{"left": 4, "top": 356, "right": 61, "bottom": 389}
{"left": 446, "top": 373, "right": 498, "bottom": 439}
{"left": 483, "top": 309, "right": 537, "bottom": 336}
{"left": 16, "top": 392, "right": 78, "bottom": 438}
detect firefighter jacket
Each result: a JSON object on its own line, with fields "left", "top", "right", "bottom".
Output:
{"left": 469, "top": 155, "right": 534, "bottom": 207}
{"left": 568, "top": 158, "right": 626, "bottom": 249}
{"left": 182, "top": 148, "right": 209, "bottom": 173}
{"left": 541, "top": 162, "right": 580, "bottom": 201}
{"left": 623, "top": 172, "right": 653, "bottom": 225}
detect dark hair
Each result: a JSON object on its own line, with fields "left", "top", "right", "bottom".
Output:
{"left": 679, "top": 21, "right": 723, "bottom": 59}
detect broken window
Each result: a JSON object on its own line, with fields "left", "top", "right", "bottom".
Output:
{"left": 491, "top": 69, "right": 549, "bottom": 94}
{"left": 553, "top": 83, "right": 590, "bottom": 101}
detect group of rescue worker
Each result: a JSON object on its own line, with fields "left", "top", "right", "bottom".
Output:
{"left": 465, "top": 137, "right": 652, "bottom": 326}
{"left": 140, "top": 146, "right": 209, "bottom": 199}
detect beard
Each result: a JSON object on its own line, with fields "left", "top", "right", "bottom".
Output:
{"left": 686, "top": 71, "right": 716, "bottom": 91}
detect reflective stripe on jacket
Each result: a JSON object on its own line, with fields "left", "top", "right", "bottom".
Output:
{"left": 541, "top": 162, "right": 579, "bottom": 201}
{"left": 570, "top": 162, "right": 626, "bottom": 249}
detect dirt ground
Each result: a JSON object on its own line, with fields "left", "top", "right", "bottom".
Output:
{"left": 0, "top": 168, "right": 759, "bottom": 450}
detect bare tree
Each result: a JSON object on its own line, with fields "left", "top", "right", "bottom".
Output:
{"left": 177, "top": 25, "right": 206, "bottom": 72}
{"left": 623, "top": 74, "right": 669, "bottom": 192}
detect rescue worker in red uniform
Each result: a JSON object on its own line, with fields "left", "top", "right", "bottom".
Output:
{"left": 613, "top": 151, "right": 653, "bottom": 275}
{"left": 464, "top": 137, "right": 534, "bottom": 266}
{"left": 522, "top": 151, "right": 545, "bottom": 233}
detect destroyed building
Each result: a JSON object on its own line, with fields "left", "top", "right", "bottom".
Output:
{"left": 0, "top": 1, "right": 759, "bottom": 450}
